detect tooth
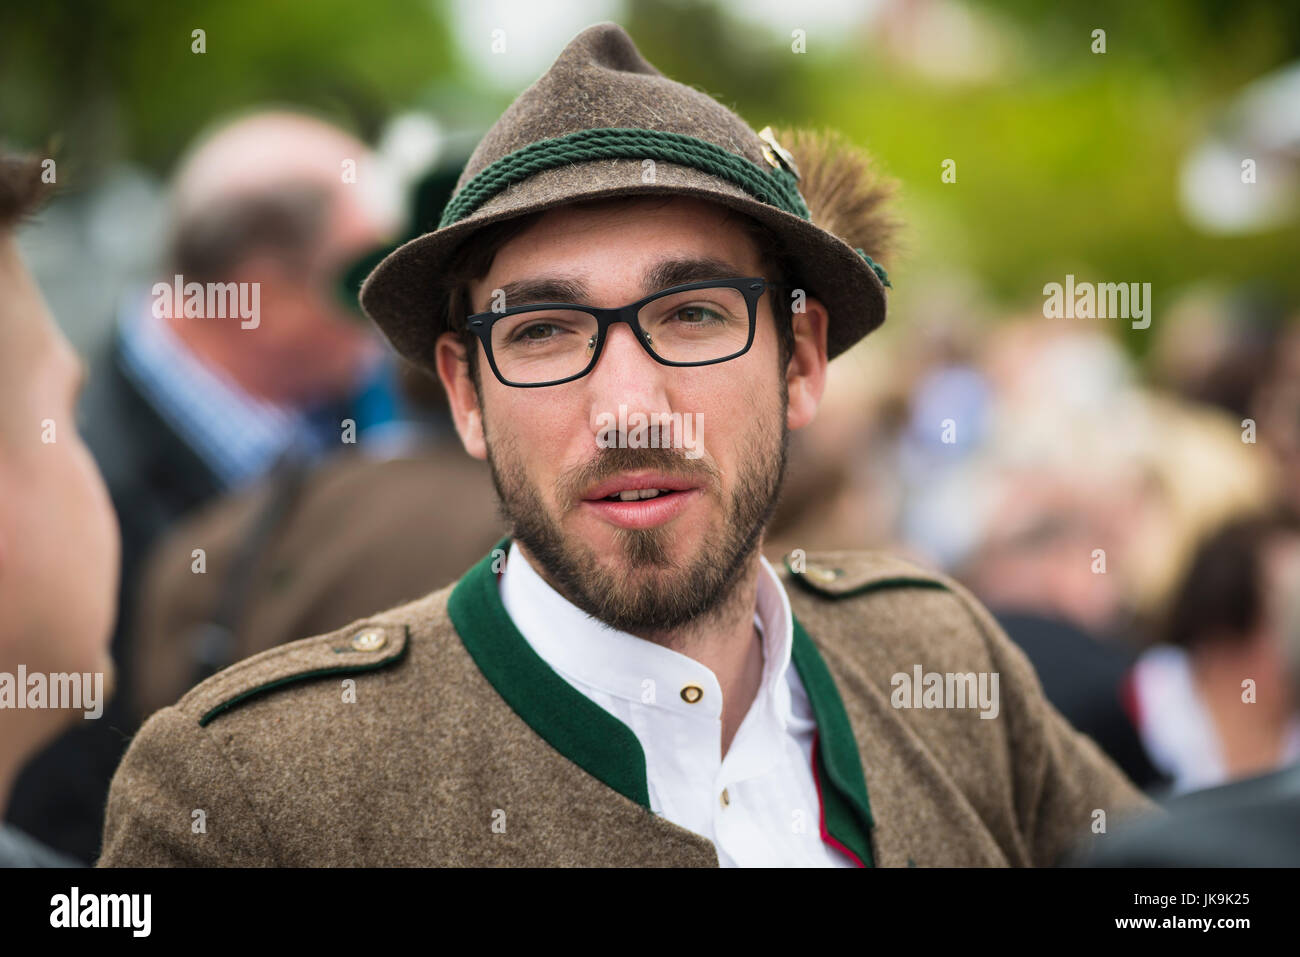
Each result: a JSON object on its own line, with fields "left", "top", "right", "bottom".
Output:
{"left": 618, "top": 490, "right": 640, "bottom": 501}
{"left": 639, "top": 489, "right": 660, "bottom": 499}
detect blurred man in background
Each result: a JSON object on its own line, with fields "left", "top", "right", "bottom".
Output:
{"left": 124, "top": 160, "right": 504, "bottom": 723}
{"left": 1127, "top": 511, "right": 1300, "bottom": 793}
{"left": 7, "top": 111, "right": 400, "bottom": 862}
{"left": 0, "top": 151, "right": 119, "bottom": 866}
{"left": 1072, "top": 532, "right": 1300, "bottom": 866}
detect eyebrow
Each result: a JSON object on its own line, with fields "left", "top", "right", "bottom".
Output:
{"left": 475, "top": 257, "right": 752, "bottom": 313}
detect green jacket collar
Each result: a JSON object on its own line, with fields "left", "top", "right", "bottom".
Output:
{"left": 447, "top": 538, "right": 875, "bottom": 866}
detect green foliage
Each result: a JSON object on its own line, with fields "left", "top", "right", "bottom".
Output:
{"left": 634, "top": 0, "right": 1300, "bottom": 329}
{"left": 2, "top": 0, "right": 1295, "bottom": 327}
{"left": 0, "top": 0, "right": 456, "bottom": 172}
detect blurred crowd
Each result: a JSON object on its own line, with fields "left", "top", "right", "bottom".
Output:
{"left": 3, "top": 106, "right": 1299, "bottom": 865}
{"left": 768, "top": 286, "right": 1300, "bottom": 802}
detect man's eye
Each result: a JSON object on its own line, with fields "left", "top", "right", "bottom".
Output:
{"left": 673, "top": 307, "right": 724, "bottom": 324}
{"left": 515, "top": 322, "right": 558, "bottom": 342}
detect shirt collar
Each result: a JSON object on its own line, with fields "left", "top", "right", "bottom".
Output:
{"left": 498, "top": 540, "right": 797, "bottom": 729}
{"left": 116, "top": 290, "right": 304, "bottom": 489}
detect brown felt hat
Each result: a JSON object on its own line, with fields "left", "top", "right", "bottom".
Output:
{"left": 359, "top": 21, "right": 894, "bottom": 373}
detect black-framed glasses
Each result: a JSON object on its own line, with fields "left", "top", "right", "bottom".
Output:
{"left": 466, "top": 277, "right": 780, "bottom": 388}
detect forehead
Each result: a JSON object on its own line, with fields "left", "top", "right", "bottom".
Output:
{"left": 471, "top": 196, "right": 765, "bottom": 307}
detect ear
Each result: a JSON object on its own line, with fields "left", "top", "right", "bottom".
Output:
{"left": 435, "top": 331, "right": 487, "bottom": 460}
{"left": 786, "top": 295, "right": 829, "bottom": 431}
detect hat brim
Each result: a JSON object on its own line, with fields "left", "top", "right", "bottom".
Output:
{"left": 359, "top": 157, "right": 886, "bottom": 373}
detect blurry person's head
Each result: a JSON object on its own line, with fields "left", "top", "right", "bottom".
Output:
{"left": 0, "top": 151, "right": 120, "bottom": 799}
{"left": 434, "top": 193, "right": 829, "bottom": 643}
{"left": 162, "top": 110, "right": 400, "bottom": 405}
{"left": 1251, "top": 322, "right": 1300, "bottom": 518}
{"left": 1149, "top": 286, "right": 1287, "bottom": 421}
{"left": 961, "top": 470, "right": 1129, "bottom": 635}
{"left": 1164, "top": 511, "right": 1300, "bottom": 717}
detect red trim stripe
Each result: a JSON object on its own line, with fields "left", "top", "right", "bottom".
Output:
{"left": 1118, "top": 666, "right": 1142, "bottom": 730}
{"left": 811, "top": 729, "right": 866, "bottom": 868}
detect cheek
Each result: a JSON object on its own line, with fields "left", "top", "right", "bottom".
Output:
{"left": 58, "top": 437, "right": 121, "bottom": 615}
{"left": 71, "top": 439, "right": 121, "bottom": 655}
{"left": 485, "top": 393, "right": 587, "bottom": 488}
{"left": 266, "top": 292, "right": 321, "bottom": 339}
{"left": 3, "top": 437, "right": 118, "bottom": 659}
{"left": 76, "top": 438, "right": 120, "bottom": 565}
{"left": 686, "top": 368, "right": 778, "bottom": 461}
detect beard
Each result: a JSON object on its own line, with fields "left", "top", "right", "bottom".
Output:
{"left": 485, "top": 398, "right": 790, "bottom": 641}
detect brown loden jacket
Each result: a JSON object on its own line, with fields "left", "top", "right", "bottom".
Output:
{"left": 99, "top": 543, "right": 1156, "bottom": 867}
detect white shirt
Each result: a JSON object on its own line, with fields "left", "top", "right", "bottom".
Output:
{"left": 498, "top": 541, "right": 858, "bottom": 867}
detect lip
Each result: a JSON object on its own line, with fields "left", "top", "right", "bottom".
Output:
{"left": 579, "top": 487, "right": 701, "bottom": 530}
{"left": 580, "top": 471, "right": 700, "bottom": 502}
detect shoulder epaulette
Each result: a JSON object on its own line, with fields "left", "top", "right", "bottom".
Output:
{"left": 180, "top": 620, "right": 410, "bottom": 727}
{"left": 780, "top": 549, "right": 954, "bottom": 600}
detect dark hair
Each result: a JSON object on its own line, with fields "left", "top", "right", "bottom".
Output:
{"left": 168, "top": 182, "right": 331, "bottom": 284}
{"left": 440, "top": 195, "right": 804, "bottom": 394}
{"left": 0, "top": 151, "right": 53, "bottom": 232}
{"left": 1163, "top": 511, "right": 1300, "bottom": 649}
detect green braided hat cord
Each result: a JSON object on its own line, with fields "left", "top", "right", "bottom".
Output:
{"left": 440, "top": 126, "right": 892, "bottom": 289}
{"left": 855, "top": 247, "right": 891, "bottom": 288}
{"left": 440, "top": 128, "right": 808, "bottom": 225}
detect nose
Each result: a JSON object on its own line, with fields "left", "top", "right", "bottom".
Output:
{"left": 585, "top": 320, "right": 674, "bottom": 437}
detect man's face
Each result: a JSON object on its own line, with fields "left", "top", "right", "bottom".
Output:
{"left": 0, "top": 233, "right": 119, "bottom": 687}
{"left": 442, "top": 196, "right": 824, "bottom": 638}
{"left": 233, "top": 184, "right": 390, "bottom": 405}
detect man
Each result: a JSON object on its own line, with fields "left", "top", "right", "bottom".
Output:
{"left": 1073, "top": 542, "right": 1300, "bottom": 867}
{"left": 123, "top": 160, "right": 503, "bottom": 723}
{"left": 100, "top": 22, "right": 1152, "bottom": 867}
{"left": 9, "top": 110, "right": 401, "bottom": 862}
{"left": 1126, "top": 511, "right": 1300, "bottom": 793}
{"left": 0, "top": 151, "right": 120, "bottom": 866}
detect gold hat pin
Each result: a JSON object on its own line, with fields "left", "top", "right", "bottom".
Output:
{"left": 757, "top": 126, "right": 800, "bottom": 181}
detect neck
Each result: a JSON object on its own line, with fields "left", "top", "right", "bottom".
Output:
{"left": 1191, "top": 645, "right": 1293, "bottom": 778}
{"left": 518, "top": 541, "right": 768, "bottom": 759}
{"left": 644, "top": 554, "right": 765, "bottom": 758}
{"left": 0, "top": 708, "right": 63, "bottom": 822}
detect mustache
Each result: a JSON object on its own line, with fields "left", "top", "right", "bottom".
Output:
{"left": 559, "top": 445, "right": 721, "bottom": 509}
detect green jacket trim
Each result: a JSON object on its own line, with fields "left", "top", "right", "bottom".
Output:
{"left": 447, "top": 539, "right": 652, "bottom": 809}
{"left": 198, "top": 635, "right": 410, "bottom": 727}
{"left": 792, "top": 617, "right": 876, "bottom": 866}
{"left": 448, "top": 538, "right": 877, "bottom": 865}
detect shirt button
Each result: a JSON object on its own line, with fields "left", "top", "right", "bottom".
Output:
{"left": 680, "top": 684, "right": 704, "bottom": 704}
{"left": 720, "top": 788, "right": 730, "bottom": 808}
